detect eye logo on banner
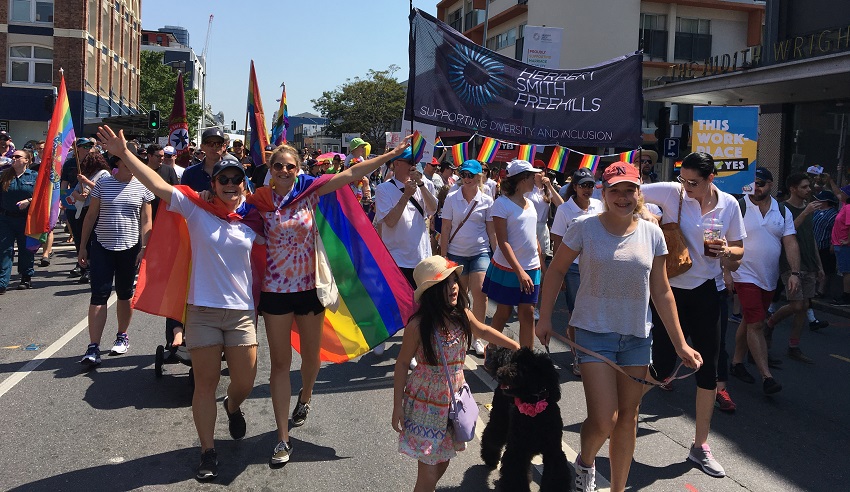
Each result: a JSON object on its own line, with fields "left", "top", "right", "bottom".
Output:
{"left": 447, "top": 45, "right": 510, "bottom": 107}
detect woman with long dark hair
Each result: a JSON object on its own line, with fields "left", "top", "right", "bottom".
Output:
{"left": 68, "top": 151, "right": 111, "bottom": 283}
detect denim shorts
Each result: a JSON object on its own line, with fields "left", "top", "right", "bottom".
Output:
{"left": 835, "top": 245, "right": 850, "bottom": 274}
{"left": 573, "top": 327, "right": 653, "bottom": 367}
{"left": 447, "top": 252, "right": 490, "bottom": 274}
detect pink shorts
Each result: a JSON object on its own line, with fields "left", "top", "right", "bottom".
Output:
{"left": 734, "top": 282, "right": 773, "bottom": 324}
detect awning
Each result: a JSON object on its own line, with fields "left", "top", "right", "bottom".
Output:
{"left": 644, "top": 51, "right": 850, "bottom": 106}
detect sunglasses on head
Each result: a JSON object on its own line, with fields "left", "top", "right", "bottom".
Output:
{"left": 215, "top": 175, "right": 244, "bottom": 185}
{"left": 460, "top": 171, "right": 476, "bottom": 179}
{"left": 272, "top": 162, "right": 298, "bottom": 172}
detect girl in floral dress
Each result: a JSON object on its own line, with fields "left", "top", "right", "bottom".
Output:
{"left": 392, "top": 256, "right": 519, "bottom": 492}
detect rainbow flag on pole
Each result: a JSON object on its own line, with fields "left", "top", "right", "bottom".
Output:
{"left": 619, "top": 150, "right": 638, "bottom": 164}
{"left": 547, "top": 146, "right": 569, "bottom": 173}
{"left": 477, "top": 137, "right": 500, "bottom": 163}
{"left": 579, "top": 154, "right": 601, "bottom": 174}
{"left": 270, "top": 82, "right": 289, "bottom": 146}
{"left": 26, "top": 73, "right": 75, "bottom": 246}
{"left": 452, "top": 142, "right": 468, "bottom": 164}
{"left": 517, "top": 144, "right": 536, "bottom": 162}
{"left": 411, "top": 131, "right": 425, "bottom": 163}
{"left": 247, "top": 60, "right": 270, "bottom": 169}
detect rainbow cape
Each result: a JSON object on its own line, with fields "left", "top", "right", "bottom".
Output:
{"left": 26, "top": 74, "right": 75, "bottom": 247}
{"left": 452, "top": 142, "right": 468, "bottom": 164}
{"left": 547, "top": 146, "right": 569, "bottom": 173}
{"left": 411, "top": 131, "right": 425, "bottom": 163}
{"left": 477, "top": 137, "right": 500, "bottom": 163}
{"left": 517, "top": 144, "right": 536, "bottom": 162}
{"left": 271, "top": 82, "right": 289, "bottom": 146}
{"left": 247, "top": 61, "right": 270, "bottom": 169}
{"left": 579, "top": 154, "right": 601, "bottom": 174}
{"left": 619, "top": 150, "right": 638, "bottom": 164}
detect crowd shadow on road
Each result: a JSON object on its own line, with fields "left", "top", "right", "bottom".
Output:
{"left": 437, "top": 463, "right": 495, "bottom": 491}
{"left": 6, "top": 431, "right": 349, "bottom": 491}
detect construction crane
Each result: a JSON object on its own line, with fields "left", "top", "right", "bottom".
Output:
{"left": 201, "top": 14, "right": 213, "bottom": 62}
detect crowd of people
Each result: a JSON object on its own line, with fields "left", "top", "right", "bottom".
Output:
{"left": 3, "top": 123, "right": 850, "bottom": 491}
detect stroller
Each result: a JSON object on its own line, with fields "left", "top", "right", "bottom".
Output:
{"left": 154, "top": 318, "right": 193, "bottom": 385}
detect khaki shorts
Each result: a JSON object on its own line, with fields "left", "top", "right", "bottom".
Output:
{"left": 185, "top": 304, "right": 257, "bottom": 350}
{"left": 781, "top": 271, "right": 817, "bottom": 301}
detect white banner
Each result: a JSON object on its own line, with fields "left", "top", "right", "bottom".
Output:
{"left": 522, "top": 26, "right": 564, "bottom": 69}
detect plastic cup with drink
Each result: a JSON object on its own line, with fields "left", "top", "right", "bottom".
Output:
{"left": 703, "top": 217, "right": 724, "bottom": 258}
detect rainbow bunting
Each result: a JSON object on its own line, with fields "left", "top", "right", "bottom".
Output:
{"left": 579, "top": 154, "right": 601, "bottom": 174}
{"left": 547, "top": 146, "right": 569, "bottom": 173}
{"left": 477, "top": 137, "right": 500, "bottom": 163}
{"left": 26, "top": 73, "right": 75, "bottom": 247}
{"left": 411, "top": 131, "right": 425, "bottom": 163}
{"left": 517, "top": 144, "right": 536, "bottom": 162}
{"left": 452, "top": 142, "right": 468, "bottom": 164}
{"left": 247, "top": 61, "right": 270, "bottom": 169}
{"left": 619, "top": 150, "right": 638, "bottom": 164}
{"left": 271, "top": 82, "right": 289, "bottom": 146}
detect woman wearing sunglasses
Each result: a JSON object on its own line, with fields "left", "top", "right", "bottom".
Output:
{"left": 0, "top": 149, "right": 37, "bottom": 292}
{"left": 247, "top": 138, "right": 410, "bottom": 466}
{"left": 640, "top": 151, "right": 745, "bottom": 478}
{"left": 550, "top": 167, "right": 605, "bottom": 376}
{"left": 97, "top": 126, "right": 263, "bottom": 481}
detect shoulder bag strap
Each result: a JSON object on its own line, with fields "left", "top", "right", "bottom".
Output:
{"left": 395, "top": 179, "right": 425, "bottom": 218}
{"left": 675, "top": 186, "right": 684, "bottom": 225}
{"left": 447, "top": 200, "right": 478, "bottom": 245}
{"left": 436, "top": 335, "right": 459, "bottom": 412}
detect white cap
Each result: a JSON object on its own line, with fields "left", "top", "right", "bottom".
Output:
{"left": 806, "top": 165, "right": 824, "bottom": 175}
{"left": 506, "top": 159, "right": 542, "bottom": 177}
{"left": 163, "top": 145, "right": 176, "bottom": 155}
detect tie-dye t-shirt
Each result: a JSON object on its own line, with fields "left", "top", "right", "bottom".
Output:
{"left": 262, "top": 191, "right": 319, "bottom": 293}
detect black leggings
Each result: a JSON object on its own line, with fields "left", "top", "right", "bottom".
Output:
{"left": 651, "top": 279, "right": 720, "bottom": 390}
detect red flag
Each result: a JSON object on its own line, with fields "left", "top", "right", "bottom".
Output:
{"left": 247, "top": 61, "right": 270, "bottom": 169}
{"left": 167, "top": 72, "right": 191, "bottom": 166}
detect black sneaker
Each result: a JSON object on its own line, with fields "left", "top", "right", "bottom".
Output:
{"left": 291, "top": 389, "right": 310, "bottom": 427}
{"left": 0, "top": 287, "right": 6, "bottom": 295}
{"left": 809, "top": 319, "right": 829, "bottom": 331}
{"left": 195, "top": 449, "right": 218, "bottom": 481}
{"left": 17, "top": 276, "right": 31, "bottom": 290}
{"left": 787, "top": 347, "right": 814, "bottom": 364}
{"left": 730, "top": 363, "right": 755, "bottom": 384}
{"left": 222, "top": 396, "right": 246, "bottom": 440}
{"left": 68, "top": 265, "right": 82, "bottom": 278}
{"left": 78, "top": 271, "right": 90, "bottom": 284}
{"left": 829, "top": 296, "right": 850, "bottom": 307}
{"left": 80, "top": 343, "right": 101, "bottom": 366}
{"left": 763, "top": 377, "right": 782, "bottom": 394}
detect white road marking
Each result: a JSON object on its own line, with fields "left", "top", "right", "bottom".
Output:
{"left": 0, "top": 293, "right": 117, "bottom": 400}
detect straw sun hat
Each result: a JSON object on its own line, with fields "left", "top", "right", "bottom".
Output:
{"left": 413, "top": 256, "right": 464, "bottom": 302}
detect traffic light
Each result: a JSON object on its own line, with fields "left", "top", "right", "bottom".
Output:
{"left": 654, "top": 106, "right": 670, "bottom": 151}
{"left": 43, "top": 94, "right": 56, "bottom": 114}
{"left": 148, "top": 110, "right": 160, "bottom": 130}
{"left": 231, "top": 120, "right": 237, "bottom": 131}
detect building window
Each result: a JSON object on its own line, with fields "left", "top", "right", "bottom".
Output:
{"left": 448, "top": 8, "right": 462, "bottom": 32}
{"left": 10, "top": 0, "right": 54, "bottom": 23}
{"left": 88, "top": 0, "right": 98, "bottom": 34}
{"left": 9, "top": 45, "right": 53, "bottom": 84}
{"left": 486, "top": 27, "right": 517, "bottom": 51}
{"left": 639, "top": 13, "right": 667, "bottom": 60}
{"left": 675, "top": 17, "right": 712, "bottom": 61}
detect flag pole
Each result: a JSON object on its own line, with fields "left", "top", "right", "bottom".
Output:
{"left": 408, "top": 4, "right": 415, "bottom": 138}
{"left": 244, "top": 61, "right": 251, "bottom": 152}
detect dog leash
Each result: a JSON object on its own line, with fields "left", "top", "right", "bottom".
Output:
{"left": 549, "top": 331, "right": 696, "bottom": 388}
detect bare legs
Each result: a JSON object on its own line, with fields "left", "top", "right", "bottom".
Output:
{"left": 414, "top": 460, "right": 451, "bottom": 492}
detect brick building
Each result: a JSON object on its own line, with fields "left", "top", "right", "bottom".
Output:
{"left": 0, "top": 0, "right": 142, "bottom": 145}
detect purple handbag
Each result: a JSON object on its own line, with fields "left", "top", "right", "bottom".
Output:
{"left": 437, "top": 334, "right": 479, "bottom": 442}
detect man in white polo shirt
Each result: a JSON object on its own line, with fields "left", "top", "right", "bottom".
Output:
{"left": 729, "top": 168, "right": 801, "bottom": 395}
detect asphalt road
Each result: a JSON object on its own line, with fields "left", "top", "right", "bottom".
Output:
{"left": 1, "top": 232, "right": 848, "bottom": 491}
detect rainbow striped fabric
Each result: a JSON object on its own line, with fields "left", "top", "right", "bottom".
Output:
{"left": 619, "top": 150, "right": 638, "bottom": 164}
{"left": 477, "top": 137, "right": 500, "bottom": 163}
{"left": 434, "top": 136, "right": 444, "bottom": 148}
{"left": 579, "top": 154, "right": 601, "bottom": 174}
{"left": 271, "top": 82, "right": 289, "bottom": 146}
{"left": 452, "top": 142, "right": 468, "bottom": 164}
{"left": 547, "top": 146, "right": 569, "bottom": 173}
{"left": 26, "top": 74, "right": 75, "bottom": 246}
{"left": 411, "top": 131, "right": 425, "bottom": 163}
{"left": 247, "top": 61, "right": 270, "bottom": 169}
{"left": 517, "top": 144, "right": 536, "bottom": 162}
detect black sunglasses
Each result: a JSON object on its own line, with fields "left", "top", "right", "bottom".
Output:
{"left": 459, "top": 171, "right": 476, "bottom": 179}
{"left": 215, "top": 175, "right": 244, "bottom": 185}
{"left": 640, "top": 159, "right": 652, "bottom": 164}
{"left": 203, "top": 140, "right": 225, "bottom": 146}
{"left": 754, "top": 180, "right": 767, "bottom": 188}
{"left": 272, "top": 162, "right": 298, "bottom": 172}
{"left": 577, "top": 182, "right": 594, "bottom": 189}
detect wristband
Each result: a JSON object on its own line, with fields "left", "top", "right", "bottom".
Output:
{"left": 790, "top": 272, "right": 801, "bottom": 276}
{"left": 417, "top": 183, "right": 425, "bottom": 187}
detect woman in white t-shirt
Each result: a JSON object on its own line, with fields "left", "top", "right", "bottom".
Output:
{"left": 439, "top": 159, "right": 496, "bottom": 355}
{"left": 537, "top": 162, "right": 702, "bottom": 492}
{"left": 482, "top": 159, "right": 542, "bottom": 349}
{"left": 527, "top": 161, "right": 564, "bottom": 261}
{"left": 97, "top": 125, "right": 264, "bottom": 482}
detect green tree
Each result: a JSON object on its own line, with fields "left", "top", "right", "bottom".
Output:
{"left": 139, "top": 51, "right": 202, "bottom": 131}
{"left": 312, "top": 65, "right": 406, "bottom": 153}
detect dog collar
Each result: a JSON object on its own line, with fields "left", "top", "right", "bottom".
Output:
{"left": 515, "top": 397, "right": 548, "bottom": 417}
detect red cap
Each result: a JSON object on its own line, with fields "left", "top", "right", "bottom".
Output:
{"left": 430, "top": 157, "right": 440, "bottom": 165}
{"left": 602, "top": 162, "right": 641, "bottom": 186}
{"left": 533, "top": 159, "right": 546, "bottom": 169}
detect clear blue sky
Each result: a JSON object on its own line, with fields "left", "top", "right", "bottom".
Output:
{"left": 141, "top": 0, "right": 435, "bottom": 131}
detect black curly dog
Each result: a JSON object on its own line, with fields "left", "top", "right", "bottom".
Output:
{"left": 480, "top": 347, "right": 572, "bottom": 491}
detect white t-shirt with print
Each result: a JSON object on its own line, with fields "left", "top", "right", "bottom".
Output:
{"left": 442, "top": 188, "right": 493, "bottom": 257}
{"left": 550, "top": 196, "right": 604, "bottom": 264}
{"left": 488, "top": 195, "right": 540, "bottom": 270}
{"left": 732, "top": 196, "right": 796, "bottom": 291}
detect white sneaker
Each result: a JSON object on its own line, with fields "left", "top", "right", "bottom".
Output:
{"left": 373, "top": 342, "right": 385, "bottom": 355}
{"left": 110, "top": 333, "right": 129, "bottom": 355}
{"left": 574, "top": 457, "right": 597, "bottom": 491}
{"left": 473, "top": 338, "right": 486, "bottom": 356}
{"left": 534, "top": 308, "right": 540, "bottom": 321}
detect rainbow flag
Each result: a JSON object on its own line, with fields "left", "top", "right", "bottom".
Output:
{"left": 579, "top": 154, "right": 601, "bottom": 174}
{"left": 517, "top": 144, "right": 536, "bottom": 162}
{"left": 619, "top": 150, "right": 638, "bottom": 164}
{"left": 477, "top": 137, "right": 500, "bottom": 163}
{"left": 411, "top": 130, "right": 425, "bottom": 163}
{"left": 247, "top": 61, "right": 270, "bottom": 169}
{"left": 26, "top": 74, "right": 75, "bottom": 247}
{"left": 452, "top": 142, "right": 468, "bottom": 164}
{"left": 270, "top": 82, "right": 289, "bottom": 146}
{"left": 434, "top": 136, "right": 444, "bottom": 148}
{"left": 675, "top": 160, "right": 683, "bottom": 169}
{"left": 547, "top": 146, "right": 569, "bottom": 173}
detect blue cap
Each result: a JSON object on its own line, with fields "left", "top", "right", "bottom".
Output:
{"left": 755, "top": 167, "right": 773, "bottom": 182}
{"left": 459, "top": 160, "right": 482, "bottom": 174}
{"left": 390, "top": 146, "right": 413, "bottom": 163}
